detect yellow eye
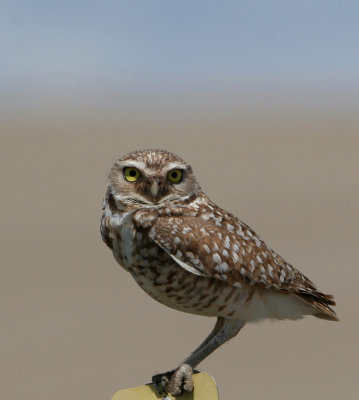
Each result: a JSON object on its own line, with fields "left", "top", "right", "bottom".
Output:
{"left": 124, "top": 167, "right": 141, "bottom": 182}
{"left": 167, "top": 169, "right": 182, "bottom": 184}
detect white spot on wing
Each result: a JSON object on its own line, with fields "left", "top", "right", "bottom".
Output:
{"left": 227, "top": 223, "right": 234, "bottom": 232}
{"left": 250, "top": 260, "right": 256, "bottom": 272}
{"left": 222, "top": 249, "right": 229, "bottom": 257}
{"left": 232, "top": 252, "right": 239, "bottom": 263}
{"left": 267, "top": 264, "right": 274, "bottom": 278}
{"left": 224, "top": 236, "right": 230, "bottom": 249}
{"left": 215, "top": 262, "right": 229, "bottom": 273}
{"left": 213, "top": 253, "right": 221, "bottom": 264}
{"left": 200, "top": 227, "right": 209, "bottom": 235}
{"left": 220, "top": 262, "right": 229, "bottom": 272}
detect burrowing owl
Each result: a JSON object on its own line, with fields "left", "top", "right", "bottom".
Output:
{"left": 101, "top": 149, "right": 337, "bottom": 396}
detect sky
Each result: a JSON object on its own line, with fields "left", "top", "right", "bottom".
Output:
{"left": 1, "top": 1, "right": 359, "bottom": 94}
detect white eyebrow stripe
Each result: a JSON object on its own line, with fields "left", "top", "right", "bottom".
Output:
{"left": 117, "top": 160, "right": 146, "bottom": 170}
{"left": 165, "top": 162, "right": 187, "bottom": 171}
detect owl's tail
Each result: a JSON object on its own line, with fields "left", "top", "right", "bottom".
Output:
{"left": 296, "top": 291, "right": 339, "bottom": 321}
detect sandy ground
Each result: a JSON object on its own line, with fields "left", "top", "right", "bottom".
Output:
{"left": 1, "top": 96, "right": 358, "bottom": 399}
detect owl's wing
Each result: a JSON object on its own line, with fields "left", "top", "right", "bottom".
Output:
{"left": 148, "top": 213, "right": 320, "bottom": 294}
{"left": 147, "top": 212, "right": 337, "bottom": 319}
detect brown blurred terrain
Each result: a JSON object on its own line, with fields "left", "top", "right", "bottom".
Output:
{"left": 1, "top": 91, "right": 358, "bottom": 400}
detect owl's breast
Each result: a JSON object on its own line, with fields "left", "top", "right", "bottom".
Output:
{"left": 102, "top": 208, "right": 253, "bottom": 320}
{"left": 102, "top": 208, "right": 164, "bottom": 269}
{"left": 101, "top": 210, "right": 135, "bottom": 269}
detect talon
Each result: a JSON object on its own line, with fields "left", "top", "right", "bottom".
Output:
{"left": 168, "top": 364, "right": 193, "bottom": 397}
{"left": 152, "top": 364, "right": 194, "bottom": 397}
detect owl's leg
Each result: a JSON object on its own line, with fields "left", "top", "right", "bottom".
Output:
{"left": 192, "top": 316, "right": 226, "bottom": 351}
{"left": 183, "top": 318, "right": 244, "bottom": 367}
{"left": 152, "top": 317, "right": 244, "bottom": 397}
{"left": 152, "top": 318, "right": 225, "bottom": 395}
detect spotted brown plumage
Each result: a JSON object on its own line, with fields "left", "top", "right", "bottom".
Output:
{"left": 101, "top": 149, "right": 337, "bottom": 397}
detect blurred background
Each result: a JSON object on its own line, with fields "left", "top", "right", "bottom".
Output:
{"left": 1, "top": 1, "right": 358, "bottom": 399}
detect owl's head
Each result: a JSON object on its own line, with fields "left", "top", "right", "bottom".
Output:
{"left": 108, "top": 149, "right": 200, "bottom": 207}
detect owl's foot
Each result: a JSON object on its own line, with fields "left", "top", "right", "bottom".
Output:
{"left": 152, "top": 364, "right": 195, "bottom": 397}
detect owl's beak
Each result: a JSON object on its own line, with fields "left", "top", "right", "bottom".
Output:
{"left": 149, "top": 180, "right": 160, "bottom": 198}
